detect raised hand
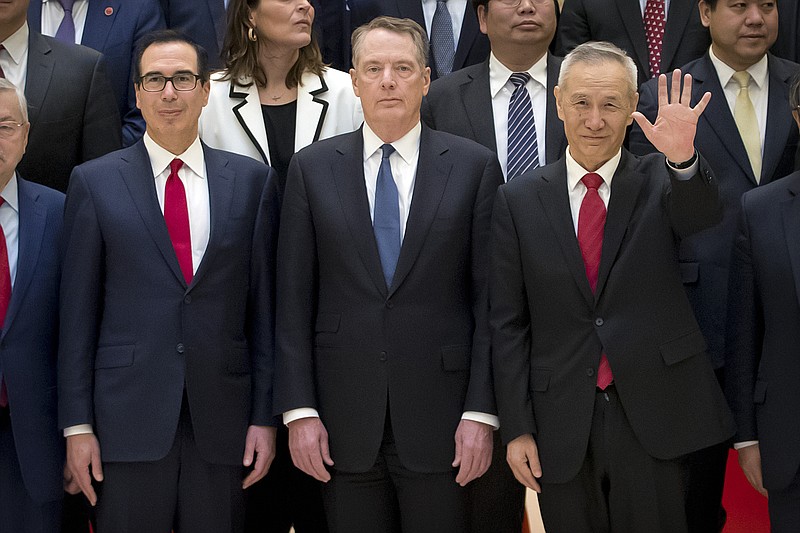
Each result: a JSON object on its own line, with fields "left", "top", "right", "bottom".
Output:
{"left": 632, "top": 69, "right": 711, "bottom": 163}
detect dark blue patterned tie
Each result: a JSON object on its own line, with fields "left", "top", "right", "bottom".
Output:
{"left": 373, "top": 144, "right": 400, "bottom": 288}
{"left": 507, "top": 72, "right": 539, "bottom": 180}
{"left": 55, "top": 0, "right": 76, "bottom": 44}
{"left": 430, "top": 0, "right": 455, "bottom": 78}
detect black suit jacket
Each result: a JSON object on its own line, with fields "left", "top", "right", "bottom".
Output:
{"left": 348, "top": 0, "right": 490, "bottom": 80}
{"left": 726, "top": 171, "right": 800, "bottom": 492}
{"left": 555, "top": 0, "right": 710, "bottom": 87}
{"left": 160, "top": 0, "right": 227, "bottom": 69}
{"left": 19, "top": 31, "right": 122, "bottom": 193}
{"left": 630, "top": 53, "right": 800, "bottom": 368}
{"left": 421, "top": 54, "right": 567, "bottom": 170}
{"left": 772, "top": 0, "right": 799, "bottom": 62}
{"left": 58, "top": 142, "right": 279, "bottom": 465}
{"left": 491, "top": 151, "right": 735, "bottom": 483}
{"left": 274, "top": 126, "right": 503, "bottom": 473}
{"left": 315, "top": 0, "right": 351, "bottom": 71}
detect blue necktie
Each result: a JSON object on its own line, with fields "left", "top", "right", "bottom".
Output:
{"left": 507, "top": 72, "right": 539, "bottom": 180}
{"left": 373, "top": 144, "right": 400, "bottom": 288}
{"left": 55, "top": 0, "right": 76, "bottom": 44}
{"left": 430, "top": 0, "right": 455, "bottom": 78}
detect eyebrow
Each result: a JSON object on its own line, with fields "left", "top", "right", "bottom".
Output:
{"left": 142, "top": 69, "right": 196, "bottom": 77}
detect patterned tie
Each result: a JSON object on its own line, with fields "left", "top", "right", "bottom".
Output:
{"left": 507, "top": 72, "right": 539, "bottom": 180}
{"left": 430, "top": 0, "right": 455, "bottom": 78}
{"left": 373, "top": 144, "right": 401, "bottom": 288}
{"left": 578, "top": 173, "right": 613, "bottom": 389}
{"left": 643, "top": 0, "right": 665, "bottom": 78}
{"left": 55, "top": 0, "right": 77, "bottom": 44}
{"left": 164, "top": 159, "right": 193, "bottom": 284}
{"left": 732, "top": 71, "right": 762, "bottom": 183}
{"left": 0, "top": 198, "right": 12, "bottom": 408}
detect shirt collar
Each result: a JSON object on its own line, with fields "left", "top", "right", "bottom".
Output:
{"left": 0, "top": 173, "right": 20, "bottom": 213}
{"left": 488, "top": 51, "right": 548, "bottom": 99}
{"left": 143, "top": 132, "right": 206, "bottom": 180}
{"left": 709, "top": 46, "right": 769, "bottom": 90}
{"left": 566, "top": 147, "right": 621, "bottom": 192}
{"left": 1, "top": 23, "right": 29, "bottom": 66}
{"left": 362, "top": 121, "right": 422, "bottom": 165}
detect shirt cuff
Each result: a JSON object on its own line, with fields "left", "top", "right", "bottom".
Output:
{"left": 64, "top": 424, "right": 94, "bottom": 437}
{"left": 462, "top": 411, "right": 500, "bottom": 430}
{"left": 734, "top": 440, "right": 759, "bottom": 450}
{"left": 665, "top": 152, "right": 698, "bottom": 180}
{"left": 283, "top": 408, "right": 320, "bottom": 426}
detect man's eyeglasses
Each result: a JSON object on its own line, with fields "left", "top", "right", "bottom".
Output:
{"left": 493, "top": 0, "right": 551, "bottom": 7}
{"left": 138, "top": 73, "right": 203, "bottom": 92}
{"left": 0, "top": 121, "right": 25, "bottom": 139}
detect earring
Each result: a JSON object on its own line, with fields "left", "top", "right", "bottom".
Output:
{"left": 248, "top": 27, "right": 257, "bottom": 42}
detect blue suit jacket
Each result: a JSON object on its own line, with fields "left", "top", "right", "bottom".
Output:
{"left": 0, "top": 177, "right": 64, "bottom": 503}
{"left": 629, "top": 52, "right": 800, "bottom": 369}
{"left": 160, "top": 0, "right": 226, "bottom": 69}
{"left": 28, "top": 0, "right": 166, "bottom": 147}
{"left": 58, "top": 141, "right": 279, "bottom": 464}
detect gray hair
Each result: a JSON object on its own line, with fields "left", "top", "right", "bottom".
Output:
{"left": 351, "top": 16, "right": 429, "bottom": 70}
{"left": 559, "top": 41, "right": 638, "bottom": 97}
{"left": 0, "top": 78, "right": 28, "bottom": 123}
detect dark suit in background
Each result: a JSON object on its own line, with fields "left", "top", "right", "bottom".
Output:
{"left": 726, "top": 170, "right": 800, "bottom": 532}
{"left": 27, "top": 0, "right": 166, "bottom": 146}
{"left": 315, "top": 0, "right": 351, "bottom": 71}
{"left": 772, "top": 0, "right": 799, "bottom": 62}
{"left": 555, "top": 0, "right": 710, "bottom": 87}
{"left": 0, "top": 177, "right": 65, "bottom": 533}
{"left": 348, "top": 0, "right": 490, "bottom": 79}
{"left": 159, "top": 0, "right": 227, "bottom": 68}
{"left": 19, "top": 30, "right": 122, "bottom": 192}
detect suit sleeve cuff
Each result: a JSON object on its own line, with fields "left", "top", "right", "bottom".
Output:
{"left": 462, "top": 411, "right": 500, "bottom": 430}
{"left": 64, "top": 424, "right": 94, "bottom": 437}
{"left": 283, "top": 408, "right": 320, "bottom": 426}
{"left": 734, "top": 440, "right": 759, "bottom": 450}
{"left": 665, "top": 152, "right": 698, "bottom": 180}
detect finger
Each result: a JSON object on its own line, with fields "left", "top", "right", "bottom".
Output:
{"left": 242, "top": 450, "right": 268, "bottom": 489}
{"left": 693, "top": 91, "right": 712, "bottom": 116}
{"left": 509, "top": 460, "right": 539, "bottom": 492}
{"left": 452, "top": 434, "right": 463, "bottom": 468}
{"left": 681, "top": 73, "right": 692, "bottom": 105}
{"left": 670, "top": 69, "right": 681, "bottom": 105}
{"left": 657, "top": 72, "right": 668, "bottom": 108}
{"left": 631, "top": 111, "right": 654, "bottom": 136}
{"left": 308, "top": 448, "right": 332, "bottom": 482}
{"left": 455, "top": 450, "right": 476, "bottom": 486}
{"left": 91, "top": 450, "right": 104, "bottom": 483}
{"left": 320, "top": 430, "right": 334, "bottom": 467}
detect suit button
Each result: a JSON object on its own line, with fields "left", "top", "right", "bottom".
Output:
{"left": 379, "top": 351, "right": 387, "bottom": 362}
{"left": 586, "top": 368, "right": 595, "bottom": 377}
{"left": 385, "top": 300, "right": 394, "bottom": 309}
{"left": 184, "top": 295, "right": 192, "bottom": 304}
{"left": 176, "top": 343, "right": 185, "bottom": 354}
{"left": 595, "top": 318, "right": 604, "bottom": 326}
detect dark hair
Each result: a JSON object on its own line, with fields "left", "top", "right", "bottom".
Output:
{"left": 700, "top": 0, "right": 719, "bottom": 8}
{"left": 351, "top": 16, "right": 429, "bottom": 69}
{"left": 220, "top": 0, "right": 325, "bottom": 89}
{"left": 132, "top": 29, "right": 209, "bottom": 85}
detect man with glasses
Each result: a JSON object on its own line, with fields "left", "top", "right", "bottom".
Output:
{"left": 59, "top": 29, "right": 280, "bottom": 533}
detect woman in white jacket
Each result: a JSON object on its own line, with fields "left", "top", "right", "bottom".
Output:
{"left": 200, "top": 0, "right": 362, "bottom": 194}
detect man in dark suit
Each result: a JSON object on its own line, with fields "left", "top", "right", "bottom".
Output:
{"left": 556, "top": 0, "right": 710, "bottom": 87}
{"left": 27, "top": 0, "right": 166, "bottom": 146}
{"left": 772, "top": 0, "right": 799, "bottom": 62}
{"left": 0, "top": 78, "right": 65, "bottom": 533}
{"left": 725, "top": 74, "right": 800, "bottom": 532}
{"left": 629, "top": 1, "right": 798, "bottom": 529}
{"left": 348, "top": 0, "right": 490, "bottom": 80}
{"left": 314, "top": 0, "right": 351, "bottom": 70}
{"left": 491, "top": 42, "right": 735, "bottom": 533}
{"left": 160, "top": 0, "right": 227, "bottom": 69}
{"left": 275, "top": 16, "right": 502, "bottom": 533}
{"left": 422, "top": 0, "right": 561, "bottom": 530}
{"left": 59, "top": 30, "right": 279, "bottom": 533}
{"left": 0, "top": 0, "right": 122, "bottom": 193}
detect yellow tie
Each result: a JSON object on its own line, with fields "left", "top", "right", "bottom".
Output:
{"left": 732, "top": 71, "right": 762, "bottom": 183}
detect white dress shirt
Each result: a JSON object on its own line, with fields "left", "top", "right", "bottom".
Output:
{"left": 489, "top": 52, "right": 548, "bottom": 180}
{"left": 421, "top": 0, "right": 466, "bottom": 49}
{"left": 709, "top": 47, "right": 769, "bottom": 159}
{"left": 39, "top": 0, "right": 89, "bottom": 44}
{"left": 0, "top": 23, "right": 30, "bottom": 93}
{"left": 284, "top": 122, "right": 500, "bottom": 429}
{"left": 0, "top": 175, "right": 20, "bottom": 288}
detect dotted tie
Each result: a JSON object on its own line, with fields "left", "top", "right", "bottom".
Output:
{"left": 643, "top": 0, "right": 665, "bottom": 78}
{"left": 430, "top": 0, "right": 455, "bottom": 77}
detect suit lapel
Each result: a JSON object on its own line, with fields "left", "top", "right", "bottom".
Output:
{"left": 617, "top": 0, "right": 649, "bottom": 75}
{"left": 389, "top": 127, "right": 451, "bottom": 296}
{"left": 661, "top": 0, "right": 692, "bottom": 74}
{"left": 537, "top": 159, "right": 594, "bottom": 306}
{"left": 296, "top": 72, "right": 330, "bottom": 149}
{"left": 2, "top": 179, "right": 46, "bottom": 336}
{"left": 545, "top": 54, "right": 565, "bottom": 164}
{"left": 82, "top": 0, "right": 120, "bottom": 50}
{"left": 229, "top": 81, "right": 270, "bottom": 164}
{"left": 782, "top": 179, "right": 800, "bottom": 311}
{"left": 332, "top": 130, "right": 388, "bottom": 297}
{"left": 189, "top": 145, "right": 234, "bottom": 289}
{"left": 461, "top": 61, "right": 497, "bottom": 152}
{"left": 595, "top": 151, "right": 644, "bottom": 298}
{"left": 453, "top": 1, "right": 480, "bottom": 72}
{"left": 24, "top": 33, "right": 55, "bottom": 128}
{"left": 760, "top": 55, "right": 795, "bottom": 185}
{"left": 119, "top": 142, "right": 188, "bottom": 287}
{"left": 396, "top": 0, "right": 425, "bottom": 25}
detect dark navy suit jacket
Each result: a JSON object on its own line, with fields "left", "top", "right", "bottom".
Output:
{"left": 159, "top": 0, "right": 226, "bottom": 69}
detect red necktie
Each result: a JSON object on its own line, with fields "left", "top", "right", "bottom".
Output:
{"left": 0, "top": 198, "right": 12, "bottom": 407}
{"left": 164, "top": 159, "right": 193, "bottom": 284}
{"left": 644, "top": 0, "right": 665, "bottom": 79}
{"left": 578, "top": 173, "right": 613, "bottom": 390}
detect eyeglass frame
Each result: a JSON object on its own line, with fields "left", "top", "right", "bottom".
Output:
{"left": 137, "top": 72, "right": 205, "bottom": 92}
{"left": 0, "top": 121, "right": 27, "bottom": 139}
